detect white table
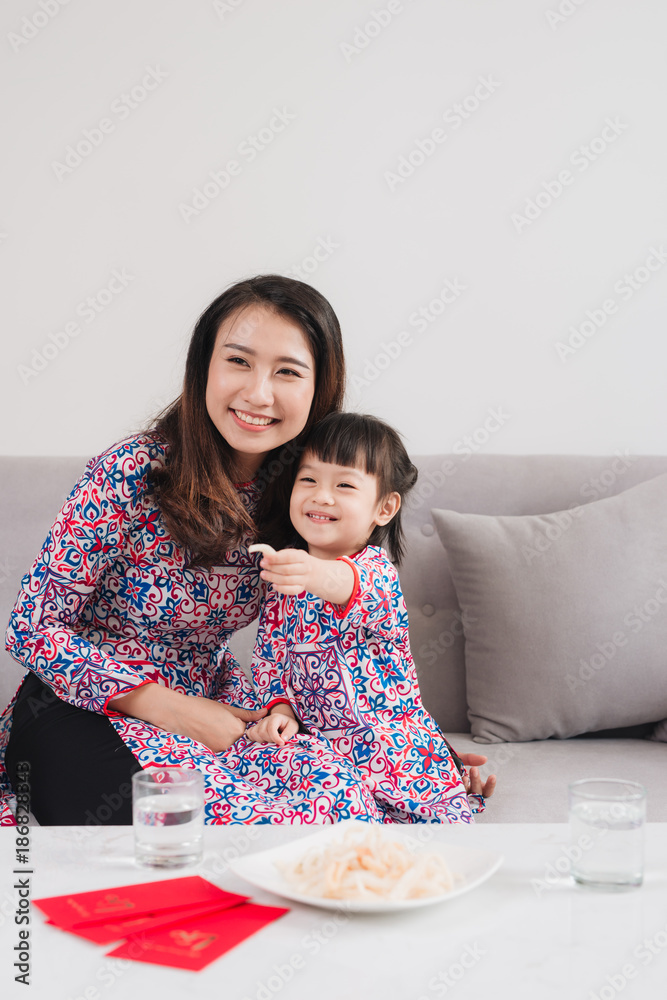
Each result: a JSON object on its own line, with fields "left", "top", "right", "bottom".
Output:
{"left": 2, "top": 824, "right": 666, "bottom": 1000}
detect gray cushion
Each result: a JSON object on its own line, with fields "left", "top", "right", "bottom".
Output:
{"left": 432, "top": 473, "right": 667, "bottom": 743}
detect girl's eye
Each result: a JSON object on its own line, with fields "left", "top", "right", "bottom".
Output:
{"left": 338, "top": 483, "right": 354, "bottom": 489}
{"left": 299, "top": 476, "right": 316, "bottom": 483}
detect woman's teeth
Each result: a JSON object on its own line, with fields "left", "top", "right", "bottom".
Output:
{"left": 234, "top": 410, "right": 274, "bottom": 426}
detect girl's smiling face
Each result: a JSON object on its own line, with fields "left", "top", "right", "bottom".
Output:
{"left": 290, "top": 452, "right": 400, "bottom": 560}
{"left": 206, "top": 305, "right": 316, "bottom": 481}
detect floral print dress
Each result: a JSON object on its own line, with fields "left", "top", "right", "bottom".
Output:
{"left": 0, "top": 433, "right": 383, "bottom": 825}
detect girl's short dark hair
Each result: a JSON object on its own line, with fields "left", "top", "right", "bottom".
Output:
{"left": 297, "top": 411, "right": 418, "bottom": 565}
{"left": 149, "top": 275, "right": 345, "bottom": 568}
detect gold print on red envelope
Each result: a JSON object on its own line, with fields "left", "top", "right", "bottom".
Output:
{"left": 66, "top": 899, "right": 92, "bottom": 918}
{"left": 96, "top": 894, "right": 134, "bottom": 913}
{"left": 108, "top": 901, "right": 290, "bottom": 970}
{"left": 34, "top": 875, "right": 239, "bottom": 929}
{"left": 34, "top": 876, "right": 289, "bottom": 972}
{"left": 169, "top": 930, "right": 218, "bottom": 952}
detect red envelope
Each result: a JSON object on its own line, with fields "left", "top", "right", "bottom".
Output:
{"left": 34, "top": 876, "right": 238, "bottom": 929}
{"left": 107, "top": 902, "right": 290, "bottom": 971}
{"left": 46, "top": 896, "right": 248, "bottom": 944}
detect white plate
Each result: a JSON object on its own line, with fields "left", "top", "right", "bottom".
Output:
{"left": 228, "top": 820, "right": 504, "bottom": 913}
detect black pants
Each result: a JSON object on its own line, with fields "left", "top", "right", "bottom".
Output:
{"left": 5, "top": 672, "right": 142, "bottom": 825}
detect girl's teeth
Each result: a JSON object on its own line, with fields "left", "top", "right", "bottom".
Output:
{"left": 235, "top": 410, "right": 274, "bottom": 426}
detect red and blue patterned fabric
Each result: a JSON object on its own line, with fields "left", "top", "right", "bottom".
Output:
{"left": 0, "top": 434, "right": 384, "bottom": 825}
{"left": 252, "top": 547, "right": 482, "bottom": 823}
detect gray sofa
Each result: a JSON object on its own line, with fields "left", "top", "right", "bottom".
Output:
{"left": 2, "top": 453, "right": 665, "bottom": 823}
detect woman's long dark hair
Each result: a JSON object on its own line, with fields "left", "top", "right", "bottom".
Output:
{"left": 148, "top": 275, "right": 345, "bottom": 568}
{"left": 291, "top": 412, "right": 419, "bottom": 565}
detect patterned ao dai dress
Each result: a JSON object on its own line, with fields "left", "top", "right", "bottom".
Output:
{"left": 0, "top": 433, "right": 384, "bottom": 825}
{"left": 252, "top": 545, "right": 483, "bottom": 823}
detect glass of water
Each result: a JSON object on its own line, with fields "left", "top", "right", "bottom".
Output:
{"left": 132, "top": 767, "right": 204, "bottom": 868}
{"left": 568, "top": 778, "right": 646, "bottom": 890}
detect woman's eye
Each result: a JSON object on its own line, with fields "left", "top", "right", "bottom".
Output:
{"left": 226, "top": 356, "right": 249, "bottom": 366}
{"left": 277, "top": 367, "right": 300, "bottom": 377}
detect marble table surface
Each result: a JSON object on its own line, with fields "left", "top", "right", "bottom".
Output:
{"left": 1, "top": 823, "right": 666, "bottom": 1000}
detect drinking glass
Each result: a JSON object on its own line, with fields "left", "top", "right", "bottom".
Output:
{"left": 568, "top": 778, "right": 646, "bottom": 889}
{"left": 132, "top": 767, "right": 204, "bottom": 868}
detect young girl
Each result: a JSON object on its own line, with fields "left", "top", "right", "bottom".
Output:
{"left": 246, "top": 412, "right": 495, "bottom": 823}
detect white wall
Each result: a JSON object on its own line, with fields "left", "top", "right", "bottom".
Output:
{"left": 3, "top": 0, "right": 666, "bottom": 458}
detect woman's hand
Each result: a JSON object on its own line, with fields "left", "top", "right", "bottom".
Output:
{"left": 246, "top": 712, "right": 299, "bottom": 746}
{"left": 459, "top": 754, "right": 497, "bottom": 799}
{"left": 108, "top": 684, "right": 267, "bottom": 753}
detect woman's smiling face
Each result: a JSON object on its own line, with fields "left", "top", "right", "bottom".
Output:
{"left": 205, "top": 304, "right": 316, "bottom": 481}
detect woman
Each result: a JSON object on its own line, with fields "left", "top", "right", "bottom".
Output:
{"left": 1, "top": 275, "right": 489, "bottom": 825}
